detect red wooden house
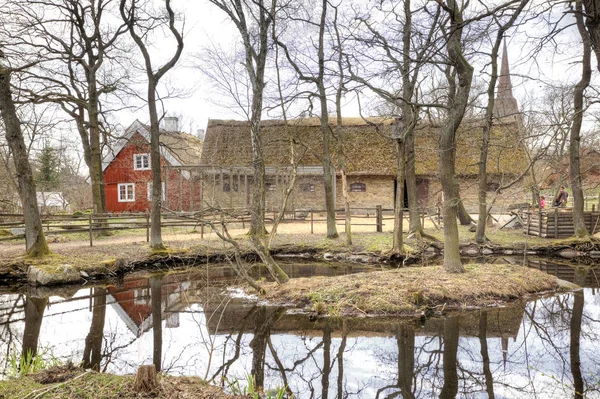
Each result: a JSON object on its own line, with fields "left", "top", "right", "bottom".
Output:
{"left": 102, "top": 119, "right": 203, "bottom": 212}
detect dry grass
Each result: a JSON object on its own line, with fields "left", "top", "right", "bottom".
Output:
{"left": 260, "top": 263, "right": 560, "bottom": 317}
{"left": 0, "top": 370, "right": 232, "bottom": 399}
{"left": 0, "top": 216, "right": 580, "bottom": 279}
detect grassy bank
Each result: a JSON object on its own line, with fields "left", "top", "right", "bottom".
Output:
{"left": 260, "top": 263, "right": 562, "bottom": 317}
{"left": 0, "top": 368, "right": 231, "bottom": 399}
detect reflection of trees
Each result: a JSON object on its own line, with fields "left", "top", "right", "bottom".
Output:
{"left": 249, "top": 306, "right": 285, "bottom": 389}
{"left": 397, "top": 324, "right": 415, "bottom": 399}
{"left": 439, "top": 317, "right": 459, "bottom": 399}
{"left": 82, "top": 287, "right": 107, "bottom": 371}
{"left": 570, "top": 289, "right": 584, "bottom": 398}
{"left": 336, "top": 320, "right": 349, "bottom": 399}
{"left": 478, "top": 311, "right": 495, "bottom": 399}
{"left": 22, "top": 296, "right": 48, "bottom": 361}
{"left": 151, "top": 276, "right": 163, "bottom": 372}
{"left": 0, "top": 294, "right": 23, "bottom": 373}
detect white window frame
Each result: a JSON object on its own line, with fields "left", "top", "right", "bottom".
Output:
{"left": 147, "top": 182, "right": 166, "bottom": 201}
{"left": 133, "top": 153, "right": 150, "bottom": 170}
{"left": 118, "top": 183, "right": 135, "bottom": 202}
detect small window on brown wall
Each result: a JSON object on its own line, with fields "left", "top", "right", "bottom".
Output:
{"left": 487, "top": 182, "right": 500, "bottom": 192}
{"left": 300, "top": 183, "right": 315, "bottom": 192}
{"left": 350, "top": 183, "right": 366, "bottom": 192}
{"left": 223, "top": 182, "right": 238, "bottom": 192}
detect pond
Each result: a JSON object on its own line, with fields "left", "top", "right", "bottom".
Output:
{"left": 1, "top": 259, "right": 599, "bottom": 398}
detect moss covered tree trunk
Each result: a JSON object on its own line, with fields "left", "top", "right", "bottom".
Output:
{"left": 571, "top": 2, "right": 592, "bottom": 238}
{"left": 0, "top": 64, "right": 50, "bottom": 257}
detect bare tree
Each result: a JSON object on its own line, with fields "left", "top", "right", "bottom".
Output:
{"left": 437, "top": 0, "right": 474, "bottom": 273}
{"left": 475, "top": 1, "right": 529, "bottom": 243}
{"left": 7, "top": 0, "right": 129, "bottom": 216}
{"left": 0, "top": 55, "right": 49, "bottom": 257}
{"left": 208, "top": 0, "right": 289, "bottom": 284}
{"left": 570, "top": 0, "right": 591, "bottom": 238}
{"left": 120, "top": 0, "right": 184, "bottom": 250}
{"left": 347, "top": 0, "right": 441, "bottom": 253}
{"left": 274, "top": 0, "right": 340, "bottom": 239}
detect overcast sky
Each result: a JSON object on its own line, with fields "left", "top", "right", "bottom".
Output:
{"left": 117, "top": 0, "right": 599, "bottom": 135}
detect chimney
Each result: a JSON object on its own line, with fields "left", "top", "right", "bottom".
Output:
{"left": 197, "top": 129, "right": 205, "bottom": 140}
{"left": 163, "top": 116, "right": 179, "bottom": 132}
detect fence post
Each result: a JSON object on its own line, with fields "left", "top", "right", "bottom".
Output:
{"left": 526, "top": 211, "right": 530, "bottom": 236}
{"left": 146, "top": 212, "right": 150, "bottom": 242}
{"left": 376, "top": 205, "right": 383, "bottom": 233}
{"left": 89, "top": 213, "right": 93, "bottom": 247}
{"left": 554, "top": 207, "right": 559, "bottom": 238}
{"left": 310, "top": 209, "right": 314, "bottom": 234}
{"left": 538, "top": 208, "right": 542, "bottom": 237}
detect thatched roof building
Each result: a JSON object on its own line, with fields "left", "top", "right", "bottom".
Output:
{"left": 200, "top": 117, "right": 527, "bottom": 178}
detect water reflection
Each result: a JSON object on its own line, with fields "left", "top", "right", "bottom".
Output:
{"left": 0, "top": 261, "right": 599, "bottom": 398}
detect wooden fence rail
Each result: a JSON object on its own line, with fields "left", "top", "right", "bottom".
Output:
{"left": 0, "top": 206, "right": 441, "bottom": 248}
{"left": 522, "top": 207, "right": 600, "bottom": 238}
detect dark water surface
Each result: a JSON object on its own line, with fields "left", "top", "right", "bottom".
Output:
{"left": 1, "top": 260, "right": 600, "bottom": 398}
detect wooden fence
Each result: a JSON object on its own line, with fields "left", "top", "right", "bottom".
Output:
{"left": 522, "top": 207, "right": 600, "bottom": 238}
{"left": 0, "top": 207, "right": 438, "bottom": 247}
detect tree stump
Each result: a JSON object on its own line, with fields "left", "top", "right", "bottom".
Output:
{"left": 134, "top": 365, "right": 158, "bottom": 393}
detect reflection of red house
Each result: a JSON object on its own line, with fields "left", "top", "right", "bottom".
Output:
{"left": 107, "top": 275, "right": 192, "bottom": 336}
{"left": 102, "top": 119, "right": 203, "bottom": 212}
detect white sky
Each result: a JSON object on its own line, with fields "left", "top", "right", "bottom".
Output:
{"left": 116, "top": 0, "right": 599, "bottom": 135}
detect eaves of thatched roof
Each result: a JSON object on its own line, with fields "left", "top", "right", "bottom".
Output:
{"left": 200, "top": 117, "right": 527, "bottom": 177}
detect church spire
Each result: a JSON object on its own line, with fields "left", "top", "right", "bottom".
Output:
{"left": 493, "top": 41, "right": 519, "bottom": 119}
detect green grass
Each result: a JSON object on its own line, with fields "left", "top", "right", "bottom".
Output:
{"left": 226, "top": 374, "right": 289, "bottom": 399}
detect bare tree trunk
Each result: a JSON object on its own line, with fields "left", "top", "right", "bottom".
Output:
{"left": 406, "top": 132, "right": 423, "bottom": 235}
{"left": 457, "top": 199, "right": 474, "bottom": 225}
{"left": 392, "top": 135, "right": 406, "bottom": 254}
{"left": 0, "top": 64, "right": 50, "bottom": 257}
{"left": 121, "top": 0, "right": 184, "bottom": 250}
{"left": 476, "top": 1, "right": 529, "bottom": 243}
{"left": 571, "top": 1, "right": 591, "bottom": 238}
{"left": 583, "top": 0, "right": 600, "bottom": 70}
{"left": 332, "top": 5, "right": 350, "bottom": 245}
{"left": 82, "top": 287, "right": 107, "bottom": 371}
{"left": 317, "top": 0, "right": 338, "bottom": 239}
{"left": 88, "top": 78, "right": 106, "bottom": 216}
{"left": 439, "top": 0, "right": 473, "bottom": 273}
{"left": 147, "top": 82, "right": 165, "bottom": 249}
{"left": 249, "top": 92, "right": 267, "bottom": 237}
{"left": 208, "top": 0, "right": 289, "bottom": 284}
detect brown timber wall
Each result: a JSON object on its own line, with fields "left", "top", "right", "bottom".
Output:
{"left": 522, "top": 208, "right": 600, "bottom": 238}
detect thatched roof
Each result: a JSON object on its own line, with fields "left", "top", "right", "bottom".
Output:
{"left": 200, "top": 117, "right": 527, "bottom": 176}
{"left": 159, "top": 131, "right": 203, "bottom": 165}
